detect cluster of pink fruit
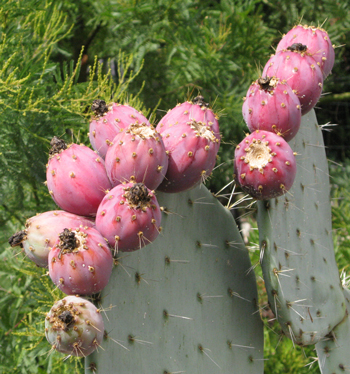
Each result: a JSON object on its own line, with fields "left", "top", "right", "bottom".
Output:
{"left": 234, "top": 24, "right": 334, "bottom": 200}
{"left": 9, "top": 96, "right": 220, "bottom": 357}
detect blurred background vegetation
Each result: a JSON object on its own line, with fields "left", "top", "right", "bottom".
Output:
{"left": 0, "top": 0, "right": 349, "bottom": 372}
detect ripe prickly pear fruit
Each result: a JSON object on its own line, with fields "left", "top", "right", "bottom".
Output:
{"left": 233, "top": 130, "right": 296, "bottom": 200}
{"left": 8, "top": 210, "right": 94, "bottom": 267}
{"left": 104, "top": 122, "right": 168, "bottom": 190}
{"left": 157, "top": 120, "right": 220, "bottom": 193}
{"left": 262, "top": 44, "right": 324, "bottom": 115}
{"left": 45, "top": 295, "right": 104, "bottom": 357}
{"left": 46, "top": 137, "right": 112, "bottom": 217}
{"left": 155, "top": 96, "right": 220, "bottom": 193}
{"left": 276, "top": 24, "right": 335, "bottom": 77}
{"left": 89, "top": 100, "right": 151, "bottom": 159}
{"left": 156, "top": 95, "right": 220, "bottom": 140}
{"left": 48, "top": 226, "right": 113, "bottom": 295}
{"left": 242, "top": 76, "right": 302, "bottom": 141}
{"left": 95, "top": 182, "right": 161, "bottom": 252}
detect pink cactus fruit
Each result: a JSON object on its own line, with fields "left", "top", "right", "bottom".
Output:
{"left": 262, "top": 44, "right": 324, "bottom": 115}
{"left": 156, "top": 118, "right": 220, "bottom": 193}
{"left": 156, "top": 95, "right": 220, "bottom": 141}
{"left": 276, "top": 24, "right": 335, "bottom": 77}
{"left": 104, "top": 122, "right": 168, "bottom": 190}
{"left": 45, "top": 295, "right": 104, "bottom": 357}
{"left": 46, "top": 137, "right": 112, "bottom": 217}
{"left": 48, "top": 226, "right": 113, "bottom": 295}
{"left": 95, "top": 182, "right": 162, "bottom": 252}
{"left": 233, "top": 130, "right": 297, "bottom": 200}
{"left": 89, "top": 100, "right": 152, "bottom": 158}
{"left": 8, "top": 210, "right": 94, "bottom": 268}
{"left": 242, "top": 76, "right": 302, "bottom": 141}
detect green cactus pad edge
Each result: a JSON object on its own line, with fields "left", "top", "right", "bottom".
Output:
{"left": 257, "top": 110, "right": 346, "bottom": 346}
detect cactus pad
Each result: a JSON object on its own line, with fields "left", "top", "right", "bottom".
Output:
{"left": 85, "top": 185, "right": 264, "bottom": 373}
{"left": 315, "top": 287, "right": 350, "bottom": 373}
{"left": 257, "top": 110, "right": 346, "bottom": 346}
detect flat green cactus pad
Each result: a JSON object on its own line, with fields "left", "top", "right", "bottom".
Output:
{"left": 257, "top": 110, "right": 346, "bottom": 346}
{"left": 85, "top": 185, "right": 263, "bottom": 373}
{"left": 315, "top": 287, "right": 350, "bottom": 373}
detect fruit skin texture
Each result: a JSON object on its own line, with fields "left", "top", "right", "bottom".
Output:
{"left": 157, "top": 119, "right": 220, "bottom": 193}
{"left": 262, "top": 48, "right": 323, "bottom": 115}
{"left": 156, "top": 96, "right": 220, "bottom": 141}
{"left": 45, "top": 295, "right": 104, "bottom": 357}
{"left": 155, "top": 96, "right": 220, "bottom": 193}
{"left": 46, "top": 139, "right": 112, "bottom": 217}
{"left": 49, "top": 226, "right": 113, "bottom": 295}
{"left": 234, "top": 130, "right": 296, "bottom": 200}
{"left": 242, "top": 77, "right": 302, "bottom": 141}
{"left": 8, "top": 210, "right": 94, "bottom": 267}
{"left": 105, "top": 123, "right": 168, "bottom": 190}
{"left": 89, "top": 101, "right": 151, "bottom": 159}
{"left": 95, "top": 182, "right": 162, "bottom": 252}
{"left": 276, "top": 24, "right": 335, "bottom": 77}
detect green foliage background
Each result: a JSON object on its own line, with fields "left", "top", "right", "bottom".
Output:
{"left": 0, "top": 0, "right": 349, "bottom": 372}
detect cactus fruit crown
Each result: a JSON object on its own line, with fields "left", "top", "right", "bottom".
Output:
{"left": 47, "top": 303, "right": 76, "bottom": 332}
{"left": 125, "top": 122, "right": 158, "bottom": 139}
{"left": 124, "top": 183, "right": 152, "bottom": 209}
{"left": 49, "top": 136, "right": 68, "bottom": 157}
{"left": 8, "top": 230, "right": 26, "bottom": 248}
{"left": 58, "top": 228, "right": 79, "bottom": 250}
{"left": 91, "top": 99, "right": 109, "bottom": 117}
{"left": 286, "top": 42, "right": 308, "bottom": 53}
{"left": 242, "top": 137, "right": 272, "bottom": 172}
{"left": 192, "top": 95, "right": 209, "bottom": 108}
{"left": 257, "top": 76, "right": 279, "bottom": 92}
{"left": 57, "top": 310, "right": 75, "bottom": 330}
{"left": 189, "top": 120, "right": 217, "bottom": 141}
{"left": 56, "top": 228, "right": 87, "bottom": 258}
{"left": 45, "top": 297, "right": 100, "bottom": 334}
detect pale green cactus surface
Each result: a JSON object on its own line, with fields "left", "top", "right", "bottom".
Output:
{"left": 85, "top": 185, "right": 264, "bottom": 373}
{"left": 315, "top": 287, "right": 350, "bottom": 373}
{"left": 257, "top": 110, "right": 346, "bottom": 347}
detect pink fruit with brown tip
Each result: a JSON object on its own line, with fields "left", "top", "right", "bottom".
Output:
{"left": 105, "top": 122, "right": 168, "bottom": 190}
{"left": 45, "top": 295, "right": 104, "bottom": 357}
{"left": 157, "top": 95, "right": 220, "bottom": 140}
{"left": 234, "top": 130, "right": 297, "bottom": 200}
{"left": 157, "top": 119, "right": 220, "bottom": 193}
{"left": 95, "top": 182, "right": 162, "bottom": 252}
{"left": 46, "top": 137, "right": 112, "bottom": 217}
{"left": 89, "top": 100, "right": 152, "bottom": 158}
{"left": 276, "top": 24, "right": 335, "bottom": 77}
{"left": 49, "top": 226, "right": 113, "bottom": 295}
{"left": 242, "top": 76, "right": 302, "bottom": 141}
{"left": 262, "top": 45, "right": 323, "bottom": 115}
{"left": 156, "top": 96, "right": 221, "bottom": 193}
{"left": 8, "top": 210, "right": 94, "bottom": 267}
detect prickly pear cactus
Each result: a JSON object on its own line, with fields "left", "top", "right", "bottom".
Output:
{"left": 315, "top": 287, "right": 350, "bottom": 373}
{"left": 85, "top": 185, "right": 264, "bottom": 373}
{"left": 257, "top": 110, "right": 346, "bottom": 346}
